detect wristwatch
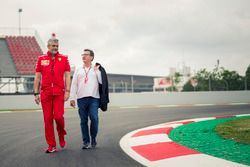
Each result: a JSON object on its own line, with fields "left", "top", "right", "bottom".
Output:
{"left": 34, "top": 92, "right": 40, "bottom": 96}
{"left": 65, "top": 89, "right": 70, "bottom": 93}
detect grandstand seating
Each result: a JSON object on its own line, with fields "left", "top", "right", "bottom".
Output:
{"left": 5, "top": 36, "right": 43, "bottom": 75}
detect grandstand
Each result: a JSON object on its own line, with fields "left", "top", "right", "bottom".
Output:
{"left": 4, "top": 36, "right": 42, "bottom": 75}
{"left": 0, "top": 28, "right": 44, "bottom": 94}
{"left": 0, "top": 37, "right": 17, "bottom": 76}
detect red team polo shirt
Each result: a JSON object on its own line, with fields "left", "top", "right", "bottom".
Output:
{"left": 36, "top": 51, "right": 70, "bottom": 95}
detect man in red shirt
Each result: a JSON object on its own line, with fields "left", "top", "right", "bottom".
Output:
{"left": 34, "top": 35, "right": 71, "bottom": 153}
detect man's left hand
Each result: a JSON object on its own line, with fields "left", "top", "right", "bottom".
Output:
{"left": 64, "top": 92, "right": 70, "bottom": 101}
{"left": 94, "top": 64, "right": 100, "bottom": 71}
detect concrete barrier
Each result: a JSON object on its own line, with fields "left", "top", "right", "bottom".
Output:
{"left": 0, "top": 91, "right": 250, "bottom": 110}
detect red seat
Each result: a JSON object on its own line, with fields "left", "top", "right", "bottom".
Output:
{"left": 6, "top": 35, "right": 43, "bottom": 75}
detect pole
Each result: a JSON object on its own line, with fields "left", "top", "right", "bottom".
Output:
{"left": 224, "top": 80, "right": 229, "bottom": 91}
{"left": 15, "top": 78, "right": 18, "bottom": 93}
{"left": 245, "top": 77, "right": 247, "bottom": 91}
{"left": 18, "top": 8, "right": 22, "bottom": 35}
{"left": 171, "top": 76, "right": 174, "bottom": 92}
{"left": 125, "top": 82, "right": 127, "bottom": 92}
{"left": 209, "top": 75, "right": 211, "bottom": 91}
{"left": 131, "top": 75, "right": 134, "bottom": 93}
{"left": 113, "top": 83, "right": 115, "bottom": 93}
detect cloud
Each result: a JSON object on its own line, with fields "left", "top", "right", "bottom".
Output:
{"left": 1, "top": 0, "right": 250, "bottom": 76}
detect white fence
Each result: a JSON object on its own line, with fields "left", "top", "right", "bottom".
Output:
{"left": 0, "top": 91, "right": 250, "bottom": 110}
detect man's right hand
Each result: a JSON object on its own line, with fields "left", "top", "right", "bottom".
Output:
{"left": 70, "top": 100, "right": 76, "bottom": 108}
{"left": 35, "top": 95, "right": 40, "bottom": 105}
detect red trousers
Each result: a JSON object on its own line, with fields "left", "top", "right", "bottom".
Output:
{"left": 41, "top": 93, "right": 66, "bottom": 146}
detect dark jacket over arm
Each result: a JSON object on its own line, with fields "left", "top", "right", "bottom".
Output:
{"left": 96, "top": 63, "right": 109, "bottom": 111}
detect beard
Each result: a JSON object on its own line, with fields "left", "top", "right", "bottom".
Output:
{"left": 50, "top": 50, "right": 58, "bottom": 55}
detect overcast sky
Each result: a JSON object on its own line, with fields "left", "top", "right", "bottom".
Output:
{"left": 1, "top": 0, "right": 250, "bottom": 76}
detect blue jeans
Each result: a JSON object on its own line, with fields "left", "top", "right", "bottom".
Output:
{"left": 77, "top": 97, "right": 99, "bottom": 145}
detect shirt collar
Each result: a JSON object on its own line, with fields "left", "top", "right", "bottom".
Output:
{"left": 47, "top": 51, "right": 59, "bottom": 57}
{"left": 83, "top": 64, "right": 92, "bottom": 69}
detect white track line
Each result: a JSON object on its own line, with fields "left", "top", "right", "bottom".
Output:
{"left": 230, "top": 103, "right": 250, "bottom": 105}
{"left": 193, "top": 103, "right": 215, "bottom": 106}
{"left": 120, "top": 106, "right": 140, "bottom": 109}
{"left": 151, "top": 154, "right": 247, "bottom": 167}
{"left": 0, "top": 111, "right": 12, "bottom": 113}
{"left": 129, "top": 134, "right": 172, "bottom": 146}
{"left": 157, "top": 105, "right": 179, "bottom": 108}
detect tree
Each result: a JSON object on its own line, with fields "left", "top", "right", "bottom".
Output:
{"left": 246, "top": 65, "right": 250, "bottom": 90}
{"left": 182, "top": 69, "right": 209, "bottom": 91}
{"left": 182, "top": 80, "right": 194, "bottom": 91}
{"left": 182, "top": 67, "right": 245, "bottom": 91}
{"left": 221, "top": 69, "right": 244, "bottom": 90}
{"left": 173, "top": 72, "right": 182, "bottom": 85}
{"left": 195, "top": 69, "right": 210, "bottom": 91}
{"left": 168, "top": 72, "right": 182, "bottom": 92}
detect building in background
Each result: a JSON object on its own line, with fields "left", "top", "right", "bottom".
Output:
{"left": 170, "top": 62, "right": 192, "bottom": 91}
{"left": 154, "top": 62, "right": 192, "bottom": 92}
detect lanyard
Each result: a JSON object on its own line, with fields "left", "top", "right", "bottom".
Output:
{"left": 83, "top": 66, "right": 91, "bottom": 83}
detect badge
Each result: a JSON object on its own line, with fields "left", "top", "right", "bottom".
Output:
{"left": 41, "top": 60, "right": 50, "bottom": 66}
{"left": 58, "top": 58, "right": 61, "bottom": 61}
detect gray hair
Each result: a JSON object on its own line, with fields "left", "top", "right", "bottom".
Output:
{"left": 47, "top": 38, "right": 59, "bottom": 46}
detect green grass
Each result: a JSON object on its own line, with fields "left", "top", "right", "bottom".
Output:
{"left": 216, "top": 117, "right": 250, "bottom": 145}
{"left": 169, "top": 117, "right": 250, "bottom": 165}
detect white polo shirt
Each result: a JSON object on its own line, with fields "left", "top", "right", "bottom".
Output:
{"left": 69, "top": 65, "right": 102, "bottom": 101}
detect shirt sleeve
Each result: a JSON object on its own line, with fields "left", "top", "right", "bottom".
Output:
{"left": 64, "top": 56, "right": 71, "bottom": 72}
{"left": 35, "top": 57, "right": 41, "bottom": 72}
{"left": 69, "top": 67, "right": 78, "bottom": 101}
{"left": 96, "top": 69, "right": 102, "bottom": 84}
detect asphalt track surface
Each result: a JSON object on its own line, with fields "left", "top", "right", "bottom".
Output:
{"left": 0, "top": 105, "right": 250, "bottom": 167}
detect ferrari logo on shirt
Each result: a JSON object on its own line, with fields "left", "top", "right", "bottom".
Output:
{"left": 58, "top": 58, "right": 61, "bottom": 61}
{"left": 41, "top": 60, "right": 50, "bottom": 66}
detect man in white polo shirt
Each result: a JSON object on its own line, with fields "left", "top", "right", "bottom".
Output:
{"left": 69, "top": 49, "right": 102, "bottom": 149}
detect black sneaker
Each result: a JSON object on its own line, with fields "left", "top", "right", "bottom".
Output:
{"left": 82, "top": 143, "right": 90, "bottom": 149}
{"left": 91, "top": 141, "right": 97, "bottom": 149}
{"left": 91, "top": 143, "right": 97, "bottom": 149}
{"left": 91, "top": 138, "right": 97, "bottom": 149}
